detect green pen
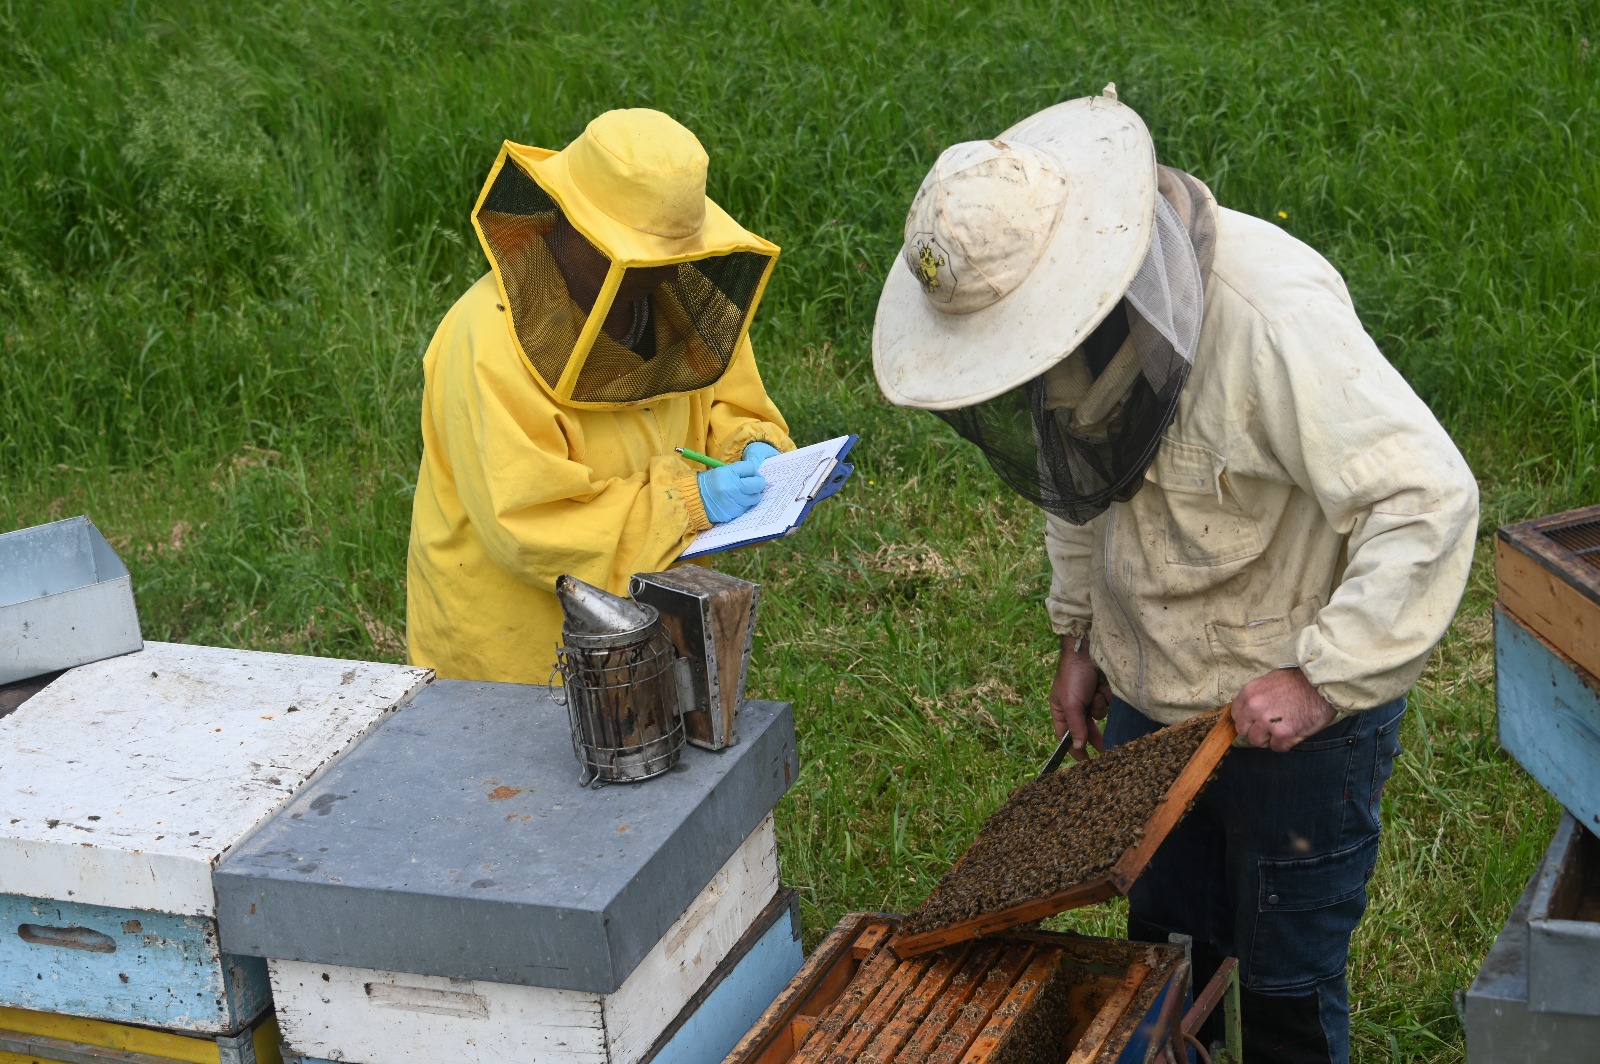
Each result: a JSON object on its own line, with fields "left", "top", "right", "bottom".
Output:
{"left": 674, "top": 446, "right": 727, "bottom": 468}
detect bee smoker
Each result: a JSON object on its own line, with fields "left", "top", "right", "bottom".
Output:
{"left": 553, "top": 575, "right": 690, "bottom": 787}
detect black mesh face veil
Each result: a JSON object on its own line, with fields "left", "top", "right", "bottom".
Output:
{"left": 935, "top": 167, "right": 1218, "bottom": 525}
{"left": 474, "top": 155, "right": 774, "bottom": 407}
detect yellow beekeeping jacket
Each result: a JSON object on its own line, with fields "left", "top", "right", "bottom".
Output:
{"left": 406, "top": 272, "right": 793, "bottom": 683}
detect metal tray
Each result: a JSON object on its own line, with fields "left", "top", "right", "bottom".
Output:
{"left": 0, "top": 515, "right": 142, "bottom": 685}
{"left": 1526, "top": 814, "right": 1600, "bottom": 1016}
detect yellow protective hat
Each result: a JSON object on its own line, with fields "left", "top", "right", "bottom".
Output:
{"left": 472, "top": 109, "right": 781, "bottom": 409}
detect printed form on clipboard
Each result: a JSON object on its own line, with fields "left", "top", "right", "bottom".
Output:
{"left": 679, "top": 435, "right": 858, "bottom": 560}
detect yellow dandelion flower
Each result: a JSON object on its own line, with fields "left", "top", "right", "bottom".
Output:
{"left": 1276, "top": 210, "right": 1289, "bottom": 220}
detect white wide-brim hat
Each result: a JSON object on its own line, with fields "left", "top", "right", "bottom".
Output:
{"left": 872, "top": 86, "right": 1157, "bottom": 411}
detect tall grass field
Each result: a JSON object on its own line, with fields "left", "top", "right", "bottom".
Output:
{"left": 3, "top": 2, "right": 1596, "bottom": 1059}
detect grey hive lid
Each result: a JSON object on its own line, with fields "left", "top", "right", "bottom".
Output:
{"left": 213, "top": 679, "right": 797, "bottom": 994}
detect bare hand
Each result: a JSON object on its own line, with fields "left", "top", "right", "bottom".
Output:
{"left": 1232, "top": 667, "right": 1337, "bottom": 752}
{"left": 1049, "top": 636, "right": 1111, "bottom": 761}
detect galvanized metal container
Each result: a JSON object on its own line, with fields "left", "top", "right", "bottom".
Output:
{"left": 0, "top": 515, "right": 143, "bottom": 685}
{"left": 1525, "top": 814, "right": 1600, "bottom": 1016}
{"left": 1465, "top": 825, "right": 1600, "bottom": 1060}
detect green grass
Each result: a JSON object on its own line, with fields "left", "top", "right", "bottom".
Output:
{"left": 2, "top": 2, "right": 1596, "bottom": 1059}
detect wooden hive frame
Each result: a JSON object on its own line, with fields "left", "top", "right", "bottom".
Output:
{"left": 1497, "top": 503, "right": 1600, "bottom": 681}
{"left": 722, "top": 914, "right": 1189, "bottom": 1064}
{"left": 888, "top": 708, "right": 1238, "bottom": 960}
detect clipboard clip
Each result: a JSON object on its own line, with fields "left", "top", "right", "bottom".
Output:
{"left": 797, "top": 458, "right": 838, "bottom": 502}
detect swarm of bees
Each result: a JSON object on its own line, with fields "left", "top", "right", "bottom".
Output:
{"left": 904, "top": 711, "right": 1218, "bottom": 936}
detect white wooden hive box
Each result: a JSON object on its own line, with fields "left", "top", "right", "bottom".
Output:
{"left": 0, "top": 641, "right": 430, "bottom": 1033}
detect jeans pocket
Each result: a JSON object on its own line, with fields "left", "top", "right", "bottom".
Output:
{"left": 1369, "top": 699, "right": 1406, "bottom": 819}
{"left": 1248, "top": 835, "right": 1379, "bottom": 992}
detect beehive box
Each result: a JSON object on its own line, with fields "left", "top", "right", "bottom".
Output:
{"left": 0, "top": 515, "right": 142, "bottom": 685}
{"left": 1465, "top": 816, "right": 1600, "bottom": 1060}
{"left": 1497, "top": 504, "right": 1600, "bottom": 683}
{"left": 724, "top": 913, "right": 1189, "bottom": 1064}
{"left": 1495, "top": 605, "right": 1600, "bottom": 832}
{"left": 0, "top": 1004, "right": 283, "bottom": 1064}
{"left": 0, "top": 642, "right": 430, "bottom": 1034}
{"left": 216, "top": 680, "right": 802, "bottom": 1064}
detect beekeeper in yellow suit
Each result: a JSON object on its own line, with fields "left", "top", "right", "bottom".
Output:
{"left": 407, "top": 109, "right": 794, "bottom": 683}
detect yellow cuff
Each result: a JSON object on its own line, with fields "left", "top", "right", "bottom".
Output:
{"left": 714, "top": 425, "right": 796, "bottom": 464}
{"left": 677, "top": 473, "right": 713, "bottom": 533}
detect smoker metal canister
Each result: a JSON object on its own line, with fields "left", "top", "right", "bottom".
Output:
{"left": 554, "top": 575, "right": 690, "bottom": 787}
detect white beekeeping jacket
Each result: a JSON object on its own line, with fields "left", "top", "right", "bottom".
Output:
{"left": 1046, "top": 202, "right": 1479, "bottom": 722}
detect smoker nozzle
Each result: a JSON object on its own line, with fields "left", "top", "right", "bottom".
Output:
{"left": 555, "top": 574, "right": 656, "bottom": 636}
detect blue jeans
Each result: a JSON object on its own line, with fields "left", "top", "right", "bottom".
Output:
{"left": 1104, "top": 695, "right": 1406, "bottom": 1064}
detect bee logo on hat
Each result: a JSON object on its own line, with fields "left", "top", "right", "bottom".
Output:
{"left": 906, "top": 233, "right": 955, "bottom": 303}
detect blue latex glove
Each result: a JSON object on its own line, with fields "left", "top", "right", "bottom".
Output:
{"left": 698, "top": 458, "right": 767, "bottom": 524}
{"left": 742, "top": 441, "right": 781, "bottom": 467}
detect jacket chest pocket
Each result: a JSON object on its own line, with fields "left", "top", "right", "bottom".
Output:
{"left": 1147, "top": 438, "right": 1263, "bottom": 567}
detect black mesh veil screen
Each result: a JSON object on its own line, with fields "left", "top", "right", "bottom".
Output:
{"left": 935, "top": 302, "right": 1190, "bottom": 525}
{"left": 475, "top": 157, "right": 771, "bottom": 406}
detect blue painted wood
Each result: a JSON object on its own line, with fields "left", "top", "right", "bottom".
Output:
{"left": 1117, "top": 973, "right": 1179, "bottom": 1063}
{"left": 1496, "top": 606, "right": 1600, "bottom": 833}
{"left": 646, "top": 900, "right": 803, "bottom": 1064}
{"left": 1, "top": 893, "right": 270, "bottom": 1034}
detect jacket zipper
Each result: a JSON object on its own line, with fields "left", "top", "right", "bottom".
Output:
{"left": 1101, "top": 504, "right": 1149, "bottom": 712}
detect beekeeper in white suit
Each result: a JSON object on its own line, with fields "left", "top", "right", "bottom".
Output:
{"left": 872, "top": 85, "right": 1478, "bottom": 1063}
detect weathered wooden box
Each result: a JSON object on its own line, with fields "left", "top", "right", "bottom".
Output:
{"left": 1497, "top": 505, "right": 1600, "bottom": 684}
{"left": 1495, "top": 605, "right": 1600, "bottom": 832}
{"left": 0, "top": 1004, "right": 283, "bottom": 1064}
{"left": 630, "top": 565, "right": 760, "bottom": 750}
{"left": 725, "top": 913, "right": 1190, "bottom": 1064}
{"left": 1465, "top": 817, "right": 1600, "bottom": 1060}
{"left": 216, "top": 680, "right": 802, "bottom": 1064}
{"left": 0, "top": 642, "right": 430, "bottom": 1034}
{"left": 0, "top": 515, "right": 142, "bottom": 685}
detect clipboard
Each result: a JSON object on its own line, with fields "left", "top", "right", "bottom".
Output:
{"left": 678, "top": 435, "right": 857, "bottom": 560}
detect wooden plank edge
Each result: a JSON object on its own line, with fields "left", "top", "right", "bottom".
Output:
{"left": 889, "top": 943, "right": 1004, "bottom": 1064}
{"left": 788, "top": 939, "right": 904, "bottom": 1064}
{"left": 824, "top": 953, "right": 936, "bottom": 1061}
{"left": 1064, "top": 959, "right": 1152, "bottom": 1064}
{"left": 1110, "top": 707, "right": 1236, "bottom": 893}
{"left": 957, "top": 949, "right": 1064, "bottom": 1063}
{"left": 1496, "top": 545, "right": 1600, "bottom": 680}
{"left": 887, "top": 880, "right": 1118, "bottom": 959}
{"left": 922, "top": 947, "right": 1040, "bottom": 1064}
{"left": 1092, "top": 948, "right": 1186, "bottom": 1063}
{"left": 721, "top": 911, "right": 888, "bottom": 1064}
{"left": 642, "top": 889, "right": 797, "bottom": 1064}
{"left": 1497, "top": 602, "right": 1600, "bottom": 689}
{"left": 859, "top": 944, "right": 973, "bottom": 1062}
{"left": 1498, "top": 515, "right": 1600, "bottom": 603}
